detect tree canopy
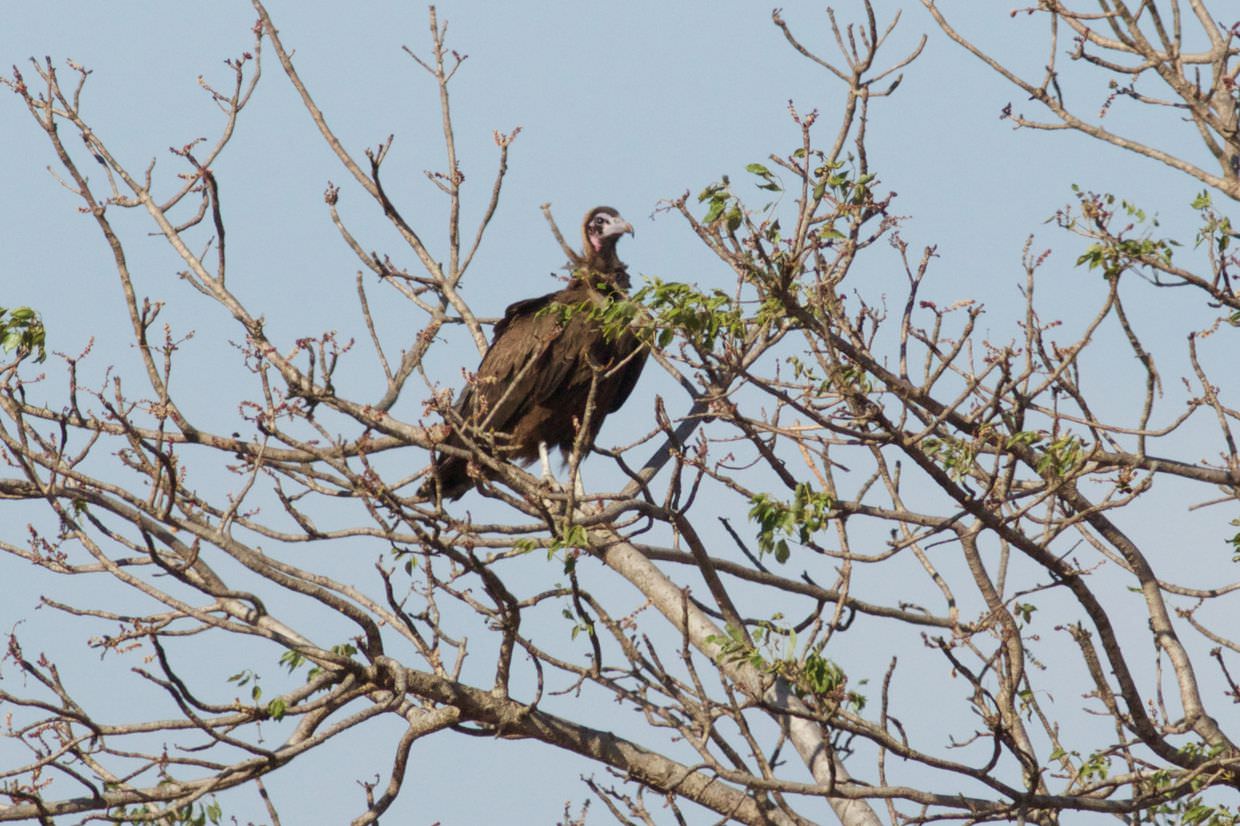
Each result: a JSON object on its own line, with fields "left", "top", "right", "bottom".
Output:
{"left": 1, "top": 2, "right": 1238, "bottom": 824}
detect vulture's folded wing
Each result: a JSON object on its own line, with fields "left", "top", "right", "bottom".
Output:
{"left": 463, "top": 290, "right": 572, "bottom": 433}
{"left": 604, "top": 341, "right": 647, "bottom": 414}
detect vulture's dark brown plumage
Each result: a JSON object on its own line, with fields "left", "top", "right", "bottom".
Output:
{"left": 422, "top": 206, "right": 646, "bottom": 500}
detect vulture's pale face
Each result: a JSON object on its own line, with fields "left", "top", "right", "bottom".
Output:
{"left": 585, "top": 208, "right": 634, "bottom": 253}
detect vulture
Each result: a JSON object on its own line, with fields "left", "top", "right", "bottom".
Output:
{"left": 421, "top": 206, "right": 647, "bottom": 500}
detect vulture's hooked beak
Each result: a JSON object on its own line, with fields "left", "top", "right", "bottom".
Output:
{"left": 602, "top": 215, "right": 635, "bottom": 240}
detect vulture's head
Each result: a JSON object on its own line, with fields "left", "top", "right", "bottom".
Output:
{"left": 581, "top": 206, "right": 634, "bottom": 279}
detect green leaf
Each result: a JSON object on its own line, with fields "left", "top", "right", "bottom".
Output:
{"left": 0, "top": 305, "right": 48, "bottom": 362}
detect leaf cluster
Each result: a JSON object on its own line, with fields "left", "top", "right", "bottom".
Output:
{"left": 1067, "top": 188, "right": 1178, "bottom": 279}
{"left": 0, "top": 305, "right": 47, "bottom": 363}
{"left": 633, "top": 278, "right": 743, "bottom": 351}
{"left": 748, "top": 482, "right": 836, "bottom": 563}
{"left": 710, "top": 622, "right": 864, "bottom": 708}
{"left": 114, "top": 798, "right": 223, "bottom": 826}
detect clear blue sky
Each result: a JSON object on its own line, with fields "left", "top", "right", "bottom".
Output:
{"left": 1, "top": 3, "right": 1228, "bottom": 823}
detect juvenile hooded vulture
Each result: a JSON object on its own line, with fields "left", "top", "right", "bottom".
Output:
{"left": 421, "top": 206, "right": 646, "bottom": 500}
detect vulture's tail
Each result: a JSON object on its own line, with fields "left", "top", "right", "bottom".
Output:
{"left": 417, "top": 454, "right": 472, "bottom": 501}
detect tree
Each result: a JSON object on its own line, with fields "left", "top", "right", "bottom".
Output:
{"left": 1, "top": 1, "right": 1238, "bottom": 823}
